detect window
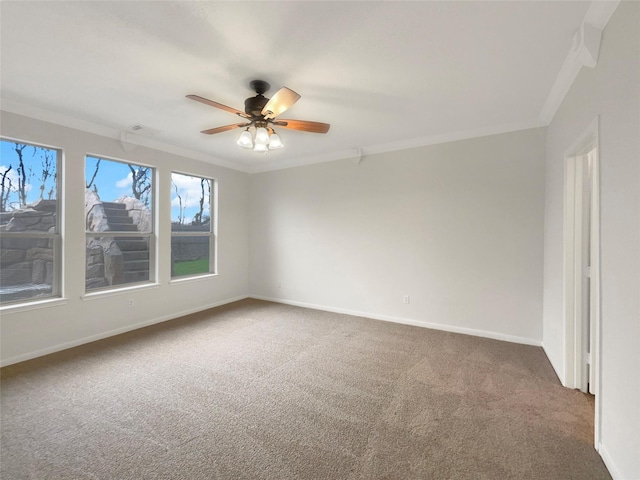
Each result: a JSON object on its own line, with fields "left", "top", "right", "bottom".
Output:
{"left": 0, "top": 139, "right": 61, "bottom": 304}
{"left": 85, "top": 156, "right": 154, "bottom": 292}
{"left": 171, "top": 172, "right": 215, "bottom": 278}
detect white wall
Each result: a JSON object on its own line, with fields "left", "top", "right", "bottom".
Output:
{"left": 250, "top": 128, "right": 546, "bottom": 344}
{"left": 0, "top": 111, "right": 250, "bottom": 365}
{"left": 542, "top": 2, "right": 639, "bottom": 478}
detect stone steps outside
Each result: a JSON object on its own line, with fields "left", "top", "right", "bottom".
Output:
{"left": 114, "top": 237, "right": 148, "bottom": 252}
{"left": 98, "top": 201, "right": 150, "bottom": 282}
{"left": 103, "top": 208, "right": 130, "bottom": 219}
{"left": 108, "top": 223, "right": 138, "bottom": 231}
{"left": 101, "top": 202, "right": 127, "bottom": 210}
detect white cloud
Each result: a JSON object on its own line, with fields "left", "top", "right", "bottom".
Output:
{"left": 115, "top": 172, "right": 132, "bottom": 189}
{"left": 171, "top": 174, "right": 210, "bottom": 210}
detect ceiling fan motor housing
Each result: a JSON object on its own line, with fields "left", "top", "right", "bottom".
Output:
{"left": 244, "top": 95, "right": 269, "bottom": 117}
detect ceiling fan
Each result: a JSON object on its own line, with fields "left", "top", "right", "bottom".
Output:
{"left": 187, "top": 80, "right": 330, "bottom": 151}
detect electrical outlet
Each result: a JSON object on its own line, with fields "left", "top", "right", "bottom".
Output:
{"left": 403, "top": 295, "right": 410, "bottom": 304}
{"left": 277, "top": 281, "right": 282, "bottom": 289}
{"left": 128, "top": 299, "right": 135, "bottom": 308}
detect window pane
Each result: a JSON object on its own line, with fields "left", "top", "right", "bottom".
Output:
{"left": 170, "top": 173, "right": 211, "bottom": 232}
{"left": 0, "top": 140, "right": 58, "bottom": 211}
{"left": 1, "top": 140, "right": 59, "bottom": 304}
{"left": 171, "top": 236, "right": 210, "bottom": 277}
{"left": 85, "top": 156, "right": 154, "bottom": 293}
{"left": 85, "top": 156, "right": 152, "bottom": 233}
{"left": 86, "top": 236, "right": 150, "bottom": 291}
{"left": 0, "top": 236, "right": 57, "bottom": 302}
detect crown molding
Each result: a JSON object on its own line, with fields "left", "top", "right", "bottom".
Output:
{"left": 539, "top": 0, "right": 621, "bottom": 124}
{"left": 358, "top": 120, "right": 546, "bottom": 157}
{"left": 247, "top": 119, "right": 546, "bottom": 174}
{"left": 0, "top": 97, "right": 250, "bottom": 173}
{"left": 584, "top": 0, "right": 622, "bottom": 30}
{"left": 2, "top": 97, "right": 545, "bottom": 176}
{"left": 245, "top": 147, "right": 363, "bottom": 174}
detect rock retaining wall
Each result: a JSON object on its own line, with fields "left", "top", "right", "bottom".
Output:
{"left": 171, "top": 223, "right": 211, "bottom": 263}
{"left": 0, "top": 200, "right": 57, "bottom": 301}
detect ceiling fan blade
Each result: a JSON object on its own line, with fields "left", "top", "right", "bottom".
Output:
{"left": 187, "top": 94, "right": 251, "bottom": 118}
{"left": 274, "top": 119, "right": 330, "bottom": 134}
{"left": 201, "top": 123, "right": 250, "bottom": 135}
{"left": 261, "top": 87, "right": 301, "bottom": 119}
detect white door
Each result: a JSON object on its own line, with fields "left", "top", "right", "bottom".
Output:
{"left": 573, "top": 153, "right": 589, "bottom": 393}
{"left": 587, "top": 148, "right": 598, "bottom": 396}
{"left": 574, "top": 148, "right": 597, "bottom": 395}
{"left": 578, "top": 152, "right": 593, "bottom": 393}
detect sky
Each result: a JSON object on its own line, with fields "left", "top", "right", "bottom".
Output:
{"left": 1, "top": 141, "right": 210, "bottom": 225}
{"left": 85, "top": 156, "right": 211, "bottom": 225}
{"left": 0, "top": 140, "right": 57, "bottom": 209}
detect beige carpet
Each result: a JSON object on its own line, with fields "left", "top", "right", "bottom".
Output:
{"left": 1, "top": 299, "right": 611, "bottom": 479}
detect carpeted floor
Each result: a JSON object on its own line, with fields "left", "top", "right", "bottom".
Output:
{"left": 1, "top": 299, "right": 611, "bottom": 479}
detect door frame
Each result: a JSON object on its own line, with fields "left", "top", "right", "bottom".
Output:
{"left": 563, "top": 116, "right": 601, "bottom": 449}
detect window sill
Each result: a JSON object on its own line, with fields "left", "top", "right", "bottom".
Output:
{"left": 82, "top": 282, "right": 161, "bottom": 301}
{"left": 169, "top": 273, "right": 218, "bottom": 286}
{"left": 1, "top": 297, "right": 68, "bottom": 315}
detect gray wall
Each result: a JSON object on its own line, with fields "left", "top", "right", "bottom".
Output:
{"left": 250, "top": 128, "right": 546, "bottom": 344}
{"left": 0, "top": 111, "right": 250, "bottom": 364}
{"left": 542, "top": 2, "right": 639, "bottom": 478}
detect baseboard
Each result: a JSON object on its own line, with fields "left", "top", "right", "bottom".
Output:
{"left": 0, "top": 294, "right": 249, "bottom": 367}
{"left": 2, "top": 294, "right": 543, "bottom": 367}
{"left": 598, "top": 442, "right": 624, "bottom": 480}
{"left": 250, "top": 295, "right": 542, "bottom": 347}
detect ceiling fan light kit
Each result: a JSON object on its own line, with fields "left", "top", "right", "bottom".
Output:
{"left": 236, "top": 123, "right": 285, "bottom": 152}
{"left": 187, "top": 80, "right": 330, "bottom": 154}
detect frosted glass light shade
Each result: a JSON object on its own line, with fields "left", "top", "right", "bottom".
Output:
{"left": 253, "top": 142, "right": 268, "bottom": 152}
{"left": 236, "top": 130, "right": 253, "bottom": 148}
{"left": 268, "top": 133, "right": 284, "bottom": 149}
{"left": 254, "top": 127, "right": 269, "bottom": 144}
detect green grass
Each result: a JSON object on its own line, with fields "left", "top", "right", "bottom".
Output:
{"left": 173, "top": 258, "right": 210, "bottom": 277}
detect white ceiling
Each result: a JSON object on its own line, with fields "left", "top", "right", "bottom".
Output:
{"left": 1, "top": 1, "right": 592, "bottom": 172}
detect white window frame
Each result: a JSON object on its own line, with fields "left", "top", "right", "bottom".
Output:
{"left": 170, "top": 171, "right": 217, "bottom": 280}
{"left": 84, "top": 154, "right": 156, "bottom": 293}
{"left": 0, "top": 137, "right": 62, "bottom": 307}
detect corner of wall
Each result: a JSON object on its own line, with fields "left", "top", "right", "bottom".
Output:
{"left": 541, "top": 341, "right": 565, "bottom": 385}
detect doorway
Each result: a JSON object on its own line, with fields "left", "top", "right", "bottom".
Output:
{"left": 563, "top": 118, "right": 601, "bottom": 449}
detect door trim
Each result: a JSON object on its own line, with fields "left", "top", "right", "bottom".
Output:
{"left": 562, "top": 116, "right": 601, "bottom": 449}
